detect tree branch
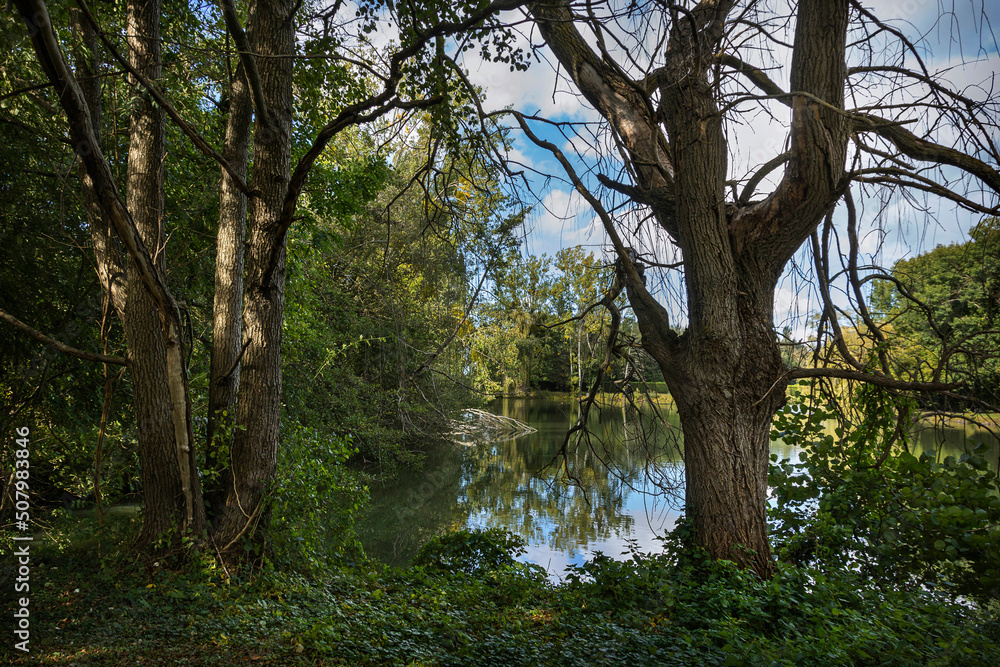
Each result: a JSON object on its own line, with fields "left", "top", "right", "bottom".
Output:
{"left": 17, "top": 0, "right": 174, "bottom": 318}
{"left": 718, "top": 52, "right": 1000, "bottom": 200}
{"left": 218, "top": 0, "right": 272, "bottom": 129}
{"left": 261, "top": 0, "right": 528, "bottom": 289}
{"left": 738, "top": 151, "right": 789, "bottom": 205}
{"left": 728, "top": 0, "right": 850, "bottom": 267}
{"left": 76, "top": 0, "right": 254, "bottom": 196}
{"left": 785, "top": 367, "right": 961, "bottom": 391}
{"left": 528, "top": 0, "right": 675, "bottom": 222}
{"left": 716, "top": 52, "right": 788, "bottom": 100}
{"left": 509, "top": 109, "right": 680, "bottom": 357}
{"left": 0, "top": 308, "right": 128, "bottom": 366}
{"left": 854, "top": 115, "right": 1000, "bottom": 196}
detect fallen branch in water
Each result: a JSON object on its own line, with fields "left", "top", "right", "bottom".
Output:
{"left": 449, "top": 408, "right": 536, "bottom": 446}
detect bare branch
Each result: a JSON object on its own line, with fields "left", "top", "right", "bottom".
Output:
{"left": 508, "top": 109, "right": 679, "bottom": 354}
{"left": 529, "top": 0, "right": 675, "bottom": 226}
{"left": 738, "top": 151, "right": 789, "bottom": 205}
{"left": 853, "top": 115, "right": 1000, "bottom": 195}
{"left": 717, "top": 52, "right": 789, "bottom": 101}
{"left": 785, "top": 367, "right": 961, "bottom": 391}
{"left": 0, "top": 308, "right": 128, "bottom": 366}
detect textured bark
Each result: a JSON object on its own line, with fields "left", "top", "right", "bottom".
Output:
{"left": 16, "top": 0, "right": 206, "bottom": 544}
{"left": 122, "top": 0, "right": 204, "bottom": 545}
{"left": 70, "top": 8, "right": 126, "bottom": 317}
{"left": 211, "top": 0, "right": 295, "bottom": 552}
{"left": 530, "top": 0, "right": 851, "bottom": 576}
{"left": 206, "top": 58, "right": 252, "bottom": 480}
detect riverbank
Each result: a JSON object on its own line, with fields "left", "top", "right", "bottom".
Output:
{"left": 3, "top": 513, "right": 998, "bottom": 666}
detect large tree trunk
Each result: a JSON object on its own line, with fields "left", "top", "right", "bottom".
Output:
{"left": 652, "top": 288, "right": 786, "bottom": 575}
{"left": 205, "top": 55, "right": 252, "bottom": 489}
{"left": 18, "top": 0, "right": 220, "bottom": 553}
{"left": 656, "top": 24, "right": 776, "bottom": 572}
{"left": 121, "top": 0, "right": 204, "bottom": 545}
{"left": 531, "top": 0, "right": 849, "bottom": 577}
{"left": 211, "top": 0, "right": 295, "bottom": 553}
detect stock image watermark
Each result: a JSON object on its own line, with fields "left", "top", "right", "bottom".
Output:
{"left": 12, "top": 425, "right": 32, "bottom": 653}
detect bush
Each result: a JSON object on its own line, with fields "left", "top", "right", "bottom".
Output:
{"left": 414, "top": 528, "right": 546, "bottom": 581}
{"left": 264, "top": 425, "right": 369, "bottom": 575}
{"left": 769, "top": 382, "right": 1000, "bottom": 602}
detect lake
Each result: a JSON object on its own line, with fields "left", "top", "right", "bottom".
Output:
{"left": 359, "top": 395, "right": 999, "bottom": 579}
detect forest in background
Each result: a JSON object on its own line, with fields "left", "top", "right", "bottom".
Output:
{"left": 2, "top": 1, "right": 1000, "bottom": 663}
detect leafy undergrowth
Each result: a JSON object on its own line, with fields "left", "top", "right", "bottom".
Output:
{"left": 2, "top": 519, "right": 999, "bottom": 666}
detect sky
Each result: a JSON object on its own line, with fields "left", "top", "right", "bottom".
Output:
{"left": 454, "top": 0, "right": 1000, "bottom": 335}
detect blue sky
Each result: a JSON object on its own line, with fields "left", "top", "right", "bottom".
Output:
{"left": 452, "top": 0, "right": 1000, "bottom": 334}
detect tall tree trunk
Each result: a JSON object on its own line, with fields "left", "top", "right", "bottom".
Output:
{"left": 530, "top": 0, "right": 850, "bottom": 577}
{"left": 205, "top": 56, "right": 252, "bottom": 490}
{"left": 17, "top": 0, "right": 206, "bottom": 550}
{"left": 70, "top": 8, "right": 126, "bottom": 317}
{"left": 122, "top": 0, "right": 204, "bottom": 545}
{"left": 656, "top": 26, "right": 775, "bottom": 572}
{"left": 656, "top": 289, "right": 786, "bottom": 576}
{"left": 212, "top": 0, "right": 295, "bottom": 553}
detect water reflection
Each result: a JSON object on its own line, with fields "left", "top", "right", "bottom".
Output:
{"left": 462, "top": 397, "right": 687, "bottom": 575}
{"left": 358, "top": 397, "right": 999, "bottom": 578}
{"left": 913, "top": 417, "right": 1000, "bottom": 467}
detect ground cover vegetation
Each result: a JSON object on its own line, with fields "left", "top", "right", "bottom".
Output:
{"left": 3, "top": 497, "right": 999, "bottom": 665}
{"left": 2, "top": 0, "right": 1000, "bottom": 663}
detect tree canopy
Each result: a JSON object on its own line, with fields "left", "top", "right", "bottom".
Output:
{"left": 449, "top": 0, "right": 1000, "bottom": 575}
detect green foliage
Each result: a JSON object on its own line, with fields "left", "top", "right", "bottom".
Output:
{"left": 769, "top": 382, "right": 1000, "bottom": 601}
{"left": 414, "top": 528, "right": 545, "bottom": 581}
{"left": 265, "top": 425, "right": 369, "bottom": 576}
{"left": 646, "top": 381, "right": 670, "bottom": 394}
{"left": 872, "top": 218, "right": 1000, "bottom": 407}
{"left": 554, "top": 524, "right": 1000, "bottom": 666}
{"left": 283, "top": 117, "right": 523, "bottom": 472}
{"left": 7, "top": 510, "right": 1000, "bottom": 666}
{"left": 470, "top": 247, "right": 628, "bottom": 395}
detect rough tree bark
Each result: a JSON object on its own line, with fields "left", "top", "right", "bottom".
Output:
{"left": 529, "top": 0, "right": 851, "bottom": 576}
{"left": 205, "top": 53, "right": 252, "bottom": 484}
{"left": 211, "top": 0, "right": 295, "bottom": 553}
{"left": 123, "top": 0, "right": 205, "bottom": 545}
{"left": 15, "top": 0, "right": 205, "bottom": 546}
{"left": 122, "top": 0, "right": 186, "bottom": 547}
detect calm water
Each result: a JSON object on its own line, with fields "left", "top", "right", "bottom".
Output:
{"left": 359, "top": 396, "right": 999, "bottom": 578}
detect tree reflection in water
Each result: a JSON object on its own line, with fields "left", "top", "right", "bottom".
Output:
{"left": 360, "top": 395, "right": 687, "bottom": 573}
{"left": 358, "top": 396, "right": 997, "bottom": 577}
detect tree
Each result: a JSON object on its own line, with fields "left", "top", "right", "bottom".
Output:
{"left": 871, "top": 218, "right": 1000, "bottom": 409}
{"left": 8, "top": 0, "right": 525, "bottom": 560}
{"left": 555, "top": 246, "right": 608, "bottom": 394}
{"left": 488, "top": 1, "right": 1000, "bottom": 576}
{"left": 485, "top": 253, "right": 555, "bottom": 393}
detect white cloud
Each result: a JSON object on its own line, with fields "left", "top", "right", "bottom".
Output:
{"left": 562, "top": 136, "right": 600, "bottom": 159}
{"left": 929, "top": 51, "right": 1000, "bottom": 102}
{"left": 461, "top": 16, "right": 601, "bottom": 122}
{"left": 864, "top": 0, "right": 941, "bottom": 24}
{"left": 523, "top": 189, "right": 608, "bottom": 255}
